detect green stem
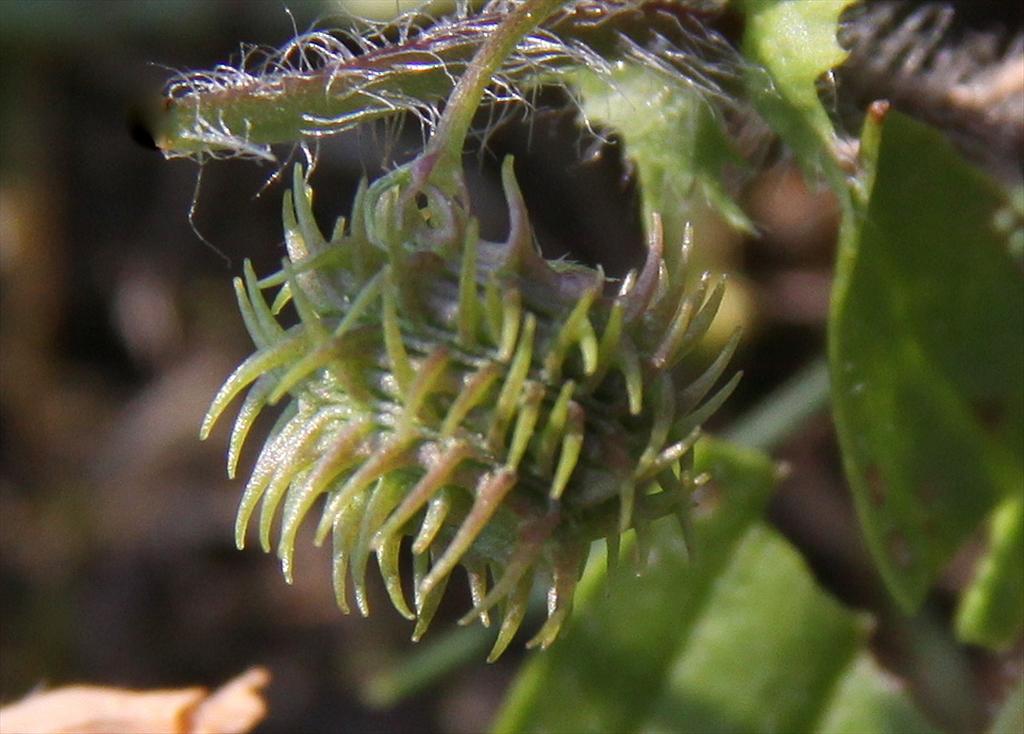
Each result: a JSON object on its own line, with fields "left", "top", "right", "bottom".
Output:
{"left": 361, "top": 625, "right": 495, "bottom": 707}
{"left": 155, "top": 0, "right": 567, "bottom": 159}
{"left": 723, "top": 355, "right": 831, "bottom": 452}
{"left": 423, "top": 0, "right": 568, "bottom": 188}
{"left": 154, "top": 1, "right": 725, "bottom": 160}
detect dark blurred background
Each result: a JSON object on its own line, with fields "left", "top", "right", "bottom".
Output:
{"left": 0, "top": 1, "right": 1020, "bottom": 732}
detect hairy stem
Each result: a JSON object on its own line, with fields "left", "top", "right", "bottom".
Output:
{"left": 152, "top": 1, "right": 734, "bottom": 161}
{"left": 423, "top": 0, "right": 568, "bottom": 186}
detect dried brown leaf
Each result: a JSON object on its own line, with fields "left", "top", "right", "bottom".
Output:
{"left": 0, "top": 667, "right": 269, "bottom": 734}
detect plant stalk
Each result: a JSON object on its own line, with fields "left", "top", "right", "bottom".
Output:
{"left": 423, "top": 0, "right": 568, "bottom": 187}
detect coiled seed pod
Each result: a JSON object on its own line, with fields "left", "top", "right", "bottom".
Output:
{"left": 202, "top": 155, "right": 739, "bottom": 660}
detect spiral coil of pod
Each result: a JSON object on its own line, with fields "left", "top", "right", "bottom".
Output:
{"left": 202, "top": 156, "right": 740, "bottom": 660}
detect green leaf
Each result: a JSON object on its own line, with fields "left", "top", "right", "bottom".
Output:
{"left": 817, "top": 654, "right": 938, "bottom": 734}
{"left": 739, "top": 0, "right": 853, "bottom": 190}
{"left": 572, "top": 63, "right": 754, "bottom": 243}
{"left": 956, "top": 495, "right": 1024, "bottom": 649}
{"left": 492, "top": 439, "right": 933, "bottom": 734}
{"left": 637, "top": 526, "right": 866, "bottom": 734}
{"left": 492, "top": 438, "right": 778, "bottom": 734}
{"left": 829, "top": 110, "right": 1024, "bottom": 618}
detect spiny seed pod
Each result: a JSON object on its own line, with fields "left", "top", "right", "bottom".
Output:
{"left": 202, "top": 155, "right": 740, "bottom": 660}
